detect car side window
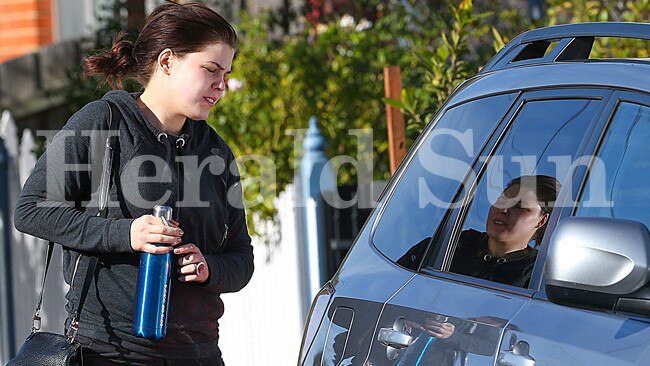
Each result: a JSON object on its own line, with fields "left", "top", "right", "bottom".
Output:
{"left": 447, "top": 98, "right": 601, "bottom": 288}
{"left": 372, "top": 93, "right": 516, "bottom": 268}
{"left": 576, "top": 102, "right": 650, "bottom": 226}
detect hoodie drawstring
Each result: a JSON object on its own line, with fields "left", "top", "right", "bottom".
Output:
{"left": 156, "top": 133, "right": 187, "bottom": 221}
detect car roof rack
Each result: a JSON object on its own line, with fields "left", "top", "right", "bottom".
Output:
{"left": 479, "top": 22, "right": 650, "bottom": 74}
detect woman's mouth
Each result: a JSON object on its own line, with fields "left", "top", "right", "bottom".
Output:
{"left": 493, "top": 219, "right": 506, "bottom": 226}
{"left": 204, "top": 97, "right": 217, "bottom": 105}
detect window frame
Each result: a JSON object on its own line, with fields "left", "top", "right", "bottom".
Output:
{"left": 416, "top": 87, "right": 615, "bottom": 295}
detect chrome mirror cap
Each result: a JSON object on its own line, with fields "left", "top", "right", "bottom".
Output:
{"left": 545, "top": 217, "right": 650, "bottom": 295}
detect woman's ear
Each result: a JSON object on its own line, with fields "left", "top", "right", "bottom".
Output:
{"left": 157, "top": 48, "right": 174, "bottom": 75}
{"left": 536, "top": 213, "right": 549, "bottom": 229}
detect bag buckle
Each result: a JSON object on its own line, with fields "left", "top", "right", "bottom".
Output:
{"left": 31, "top": 314, "right": 41, "bottom": 332}
{"left": 66, "top": 318, "right": 79, "bottom": 342}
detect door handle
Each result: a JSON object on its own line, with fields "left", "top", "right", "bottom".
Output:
{"left": 497, "top": 341, "right": 535, "bottom": 366}
{"left": 378, "top": 317, "right": 413, "bottom": 360}
{"left": 377, "top": 327, "right": 412, "bottom": 349}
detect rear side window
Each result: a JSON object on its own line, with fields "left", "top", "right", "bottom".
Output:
{"left": 576, "top": 102, "right": 650, "bottom": 226}
{"left": 372, "top": 93, "right": 516, "bottom": 266}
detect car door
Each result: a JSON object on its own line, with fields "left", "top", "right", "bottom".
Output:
{"left": 300, "top": 92, "right": 521, "bottom": 366}
{"left": 500, "top": 91, "right": 650, "bottom": 365}
{"left": 365, "top": 89, "right": 612, "bottom": 366}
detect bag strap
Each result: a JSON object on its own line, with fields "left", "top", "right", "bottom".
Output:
{"left": 30, "top": 100, "right": 122, "bottom": 343}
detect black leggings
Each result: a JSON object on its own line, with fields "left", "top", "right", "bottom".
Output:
{"left": 77, "top": 336, "right": 224, "bottom": 366}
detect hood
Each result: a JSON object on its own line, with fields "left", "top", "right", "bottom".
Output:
{"left": 101, "top": 90, "right": 194, "bottom": 147}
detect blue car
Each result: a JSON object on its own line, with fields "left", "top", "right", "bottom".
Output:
{"left": 299, "top": 22, "right": 650, "bottom": 366}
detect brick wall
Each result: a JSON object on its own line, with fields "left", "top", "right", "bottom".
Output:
{"left": 0, "top": 0, "right": 53, "bottom": 62}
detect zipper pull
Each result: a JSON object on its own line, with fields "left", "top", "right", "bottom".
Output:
{"left": 220, "top": 224, "right": 228, "bottom": 247}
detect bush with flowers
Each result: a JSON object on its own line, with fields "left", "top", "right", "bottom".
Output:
{"left": 209, "top": 1, "right": 494, "bottom": 228}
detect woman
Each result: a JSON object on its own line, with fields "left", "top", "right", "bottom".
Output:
{"left": 14, "top": 2, "right": 253, "bottom": 365}
{"left": 450, "top": 175, "right": 560, "bottom": 287}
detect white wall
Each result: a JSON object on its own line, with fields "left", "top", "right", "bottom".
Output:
{"left": 53, "top": 0, "right": 96, "bottom": 42}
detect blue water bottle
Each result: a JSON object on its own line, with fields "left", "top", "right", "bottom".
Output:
{"left": 133, "top": 205, "right": 173, "bottom": 339}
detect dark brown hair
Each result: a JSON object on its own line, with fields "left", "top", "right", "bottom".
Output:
{"left": 84, "top": 2, "right": 237, "bottom": 89}
{"left": 507, "top": 175, "right": 561, "bottom": 246}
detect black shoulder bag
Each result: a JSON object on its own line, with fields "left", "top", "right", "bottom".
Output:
{"left": 7, "top": 100, "right": 122, "bottom": 366}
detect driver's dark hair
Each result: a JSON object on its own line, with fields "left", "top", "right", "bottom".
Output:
{"left": 507, "top": 175, "right": 561, "bottom": 246}
{"left": 84, "top": 2, "right": 236, "bottom": 89}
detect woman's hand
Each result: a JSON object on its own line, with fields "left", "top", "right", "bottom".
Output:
{"left": 174, "top": 243, "right": 209, "bottom": 283}
{"left": 130, "top": 215, "right": 183, "bottom": 254}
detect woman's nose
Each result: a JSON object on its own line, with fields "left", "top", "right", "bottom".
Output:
{"left": 212, "top": 76, "right": 226, "bottom": 91}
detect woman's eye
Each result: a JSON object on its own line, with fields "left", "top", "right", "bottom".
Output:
{"left": 515, "top": 202, "right": 533, "bottom": 211}
{"left": 204, "top": 67, "right": 217, "bottom": 73}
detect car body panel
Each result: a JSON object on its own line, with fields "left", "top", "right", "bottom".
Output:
{"left": 503, "top": 299, "right": 650, "bottom": 365}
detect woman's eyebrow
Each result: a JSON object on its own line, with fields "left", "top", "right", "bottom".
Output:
{"left": 207, "top": 61, "right": 232, "bottom": 73}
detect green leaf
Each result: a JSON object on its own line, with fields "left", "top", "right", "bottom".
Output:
{"left": 383, "top": 97, "right": 407, "bottom": 110}
{"left": 436, "top": 45, "right": 450, "bottom": 60}
{"left": 491, "top": 27, "right": 506, "bottom": 53}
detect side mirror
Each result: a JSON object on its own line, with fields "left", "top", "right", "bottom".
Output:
{"left": 545, "top": 217, "right": 650, "bottom": 316}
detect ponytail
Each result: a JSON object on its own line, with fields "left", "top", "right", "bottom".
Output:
{"left": 84, "top": 32, "right": 138, "bottom": 89}
{"left": 83, "top": 2, "right": 236, "bottom": 90}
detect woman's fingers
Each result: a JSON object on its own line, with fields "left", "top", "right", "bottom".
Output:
{"left": 146, "top": 233, "right": 182, "bottom": 246}
{"left": 178, "top": 262, "right": 205, "bottom": 274}
{"left": 173, "top": 243, "right": 199, "bottom": 255}
{"left": 172, "top": 244, "right": 209, "bottom": 283}
{"left": 175, "top": 244, "right": 200, "bottom": 266}
{"left": 148, "top": 224, "right": 183, "bottom": 236}
{"left": 179, "top": 273, "right": 199, "bottom": 283}
{"left": 178, "top": 254, "right": 195, "bottom": 266}
{"left": 140, "top": 243, "right": 174, "bottom": 255}
{"left": 130, "top": 215, "right": 184, "bottom": 252}
{"left": 178, "top": 262, "right": 207, "bottom": 282}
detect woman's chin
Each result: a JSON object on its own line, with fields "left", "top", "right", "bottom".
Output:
{"left": 188, "top": 110, "right": 211, "bottom": 121}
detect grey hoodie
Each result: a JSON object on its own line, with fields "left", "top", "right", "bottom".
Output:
{"left": 14, "top": 90, "right": 254, "bottom": 359}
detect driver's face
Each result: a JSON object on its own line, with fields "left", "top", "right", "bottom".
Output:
{"left": 486, "top": 184, "right": 547, "bottom": 248}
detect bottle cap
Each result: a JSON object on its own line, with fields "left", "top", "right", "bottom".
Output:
{"left": 152, "top": 205, "right": 173, "bottom": 221}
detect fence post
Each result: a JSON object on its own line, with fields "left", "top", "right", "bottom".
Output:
{"left": 0, "top": 137, "right": 15, "bottom": 363}
{"left": 299, "top": 117, "right": 336, "bottom": 315}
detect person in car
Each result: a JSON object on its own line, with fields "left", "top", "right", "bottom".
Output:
{"left": 450, "top": 175, "right": 561, "bottom": 288}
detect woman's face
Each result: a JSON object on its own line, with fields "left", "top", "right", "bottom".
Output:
{"left": 486, "top": 184, "right": 548, "bottom": 249}
{"left": 167, "top": 43, "right": 235, "bottom": 121}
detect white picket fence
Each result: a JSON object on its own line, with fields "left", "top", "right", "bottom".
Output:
{"left": 220, "top": 187, "right": 306, "bottom": 365}
{"left": 0, "top": 111, "right": 69, "bottom": 354}
{"left": 1, "top": 110, "right": 307, "bottom": 365}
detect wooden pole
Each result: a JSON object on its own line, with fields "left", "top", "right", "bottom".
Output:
{"left": 383, "top": 66, "right": 407, "bottom": 175}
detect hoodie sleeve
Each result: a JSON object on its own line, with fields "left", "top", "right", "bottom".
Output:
{"left": 14, "top": 100, "right": 134, "bottom": 253}
{"left": 200, "top": 151, "right": 254, "bottom": 294}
